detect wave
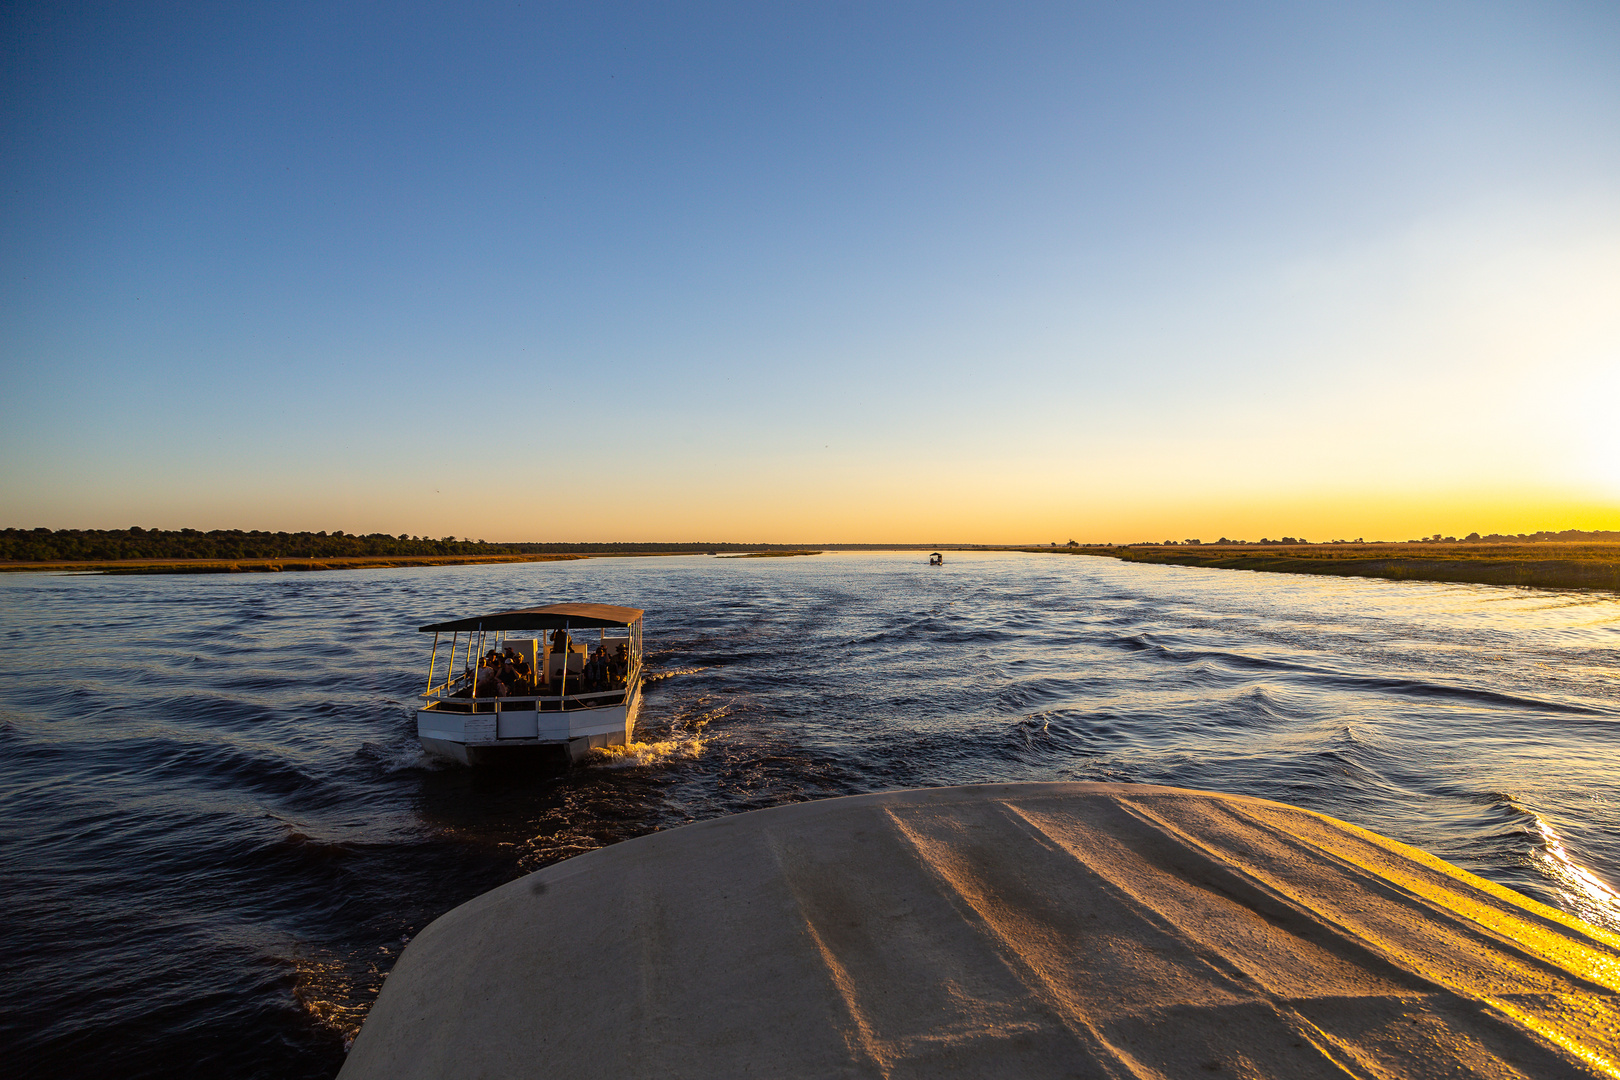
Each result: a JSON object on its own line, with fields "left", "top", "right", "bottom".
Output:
{"left": 5, "top": 548, "right": 1619, "bottom": 1080}
{"left": 590, "top": 734, "right": 709, "bottom": 769}
{"left": 643, "top": 666, "right": 710, "bottom": 684}
{"left": 1102, "top": 631, "right": 1613, "bottom": 717}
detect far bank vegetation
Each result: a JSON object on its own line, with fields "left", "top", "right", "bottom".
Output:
{"left": 0, "top": 528, "right": 817, "bottom": 566}
{"left": 1030, "top": 533, "right": 1620, "bottom": 592}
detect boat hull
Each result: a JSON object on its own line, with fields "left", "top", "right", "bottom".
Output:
{"left": 417, "top": 681, "right": 641, "bottom": 766}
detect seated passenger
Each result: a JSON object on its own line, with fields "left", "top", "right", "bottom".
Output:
{"left": 497, "top": 648, "right": 519, "bottom": 690}
{"left": 475, "top": 657, "right": 501, "bottom": 697}
{"left": 500, "top": 658, "right": 528, "bottom": 696}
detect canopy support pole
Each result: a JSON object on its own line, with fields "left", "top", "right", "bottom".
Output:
{"left": 426, "top": 632, "right": 440, "bottom": 696}
{"left": 475, "top": 624, "right": 486, "bottom": 709}
{"left": 559, "top": 620, "right": 569, "bottom": 712}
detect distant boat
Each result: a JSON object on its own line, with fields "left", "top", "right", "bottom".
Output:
{"left": 415, "top": 603, "right": 644, "bottom": 766}
{"left": 929, "top": 552, "right": 943, "bottom": 565}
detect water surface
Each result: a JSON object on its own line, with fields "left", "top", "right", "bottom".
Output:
{"left": 2, "top": 551, "right": 1617, "bottom": 1078}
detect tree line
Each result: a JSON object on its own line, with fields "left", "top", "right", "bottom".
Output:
{"left": 0, "top": 528, "right": 795, "bottom": 562}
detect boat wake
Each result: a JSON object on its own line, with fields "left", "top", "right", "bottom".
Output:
{"left": 590, "top": 700, "right": 731, "bottom": 769}
{"left": 590, "top": 735, "right": 706, "bottom": 769}
{"left": 643, "top": 665, "right": 709, "bottom": 683}
{"left": 286, "top": 943, "right": 381, "bottom": 1056}
{"left": 8, "top": 550, "right": 1620, "bottom": 1080}
{"left": 1528, "top": 812, "right": 1620, "bottom": 931}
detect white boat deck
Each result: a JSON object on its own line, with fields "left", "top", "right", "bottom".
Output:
{"left": 341, "top": 782, "right": 1620, "bottom": 1079}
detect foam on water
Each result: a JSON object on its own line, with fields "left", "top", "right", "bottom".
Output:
{"left": 591, "top": 733, "right": 711, "bottom": 770}
{"left": 1, "top": 551, "right": 1618, "bottom": 1078}
{"left": 1531, "top": 812, "right": 1620, "bottom": 928}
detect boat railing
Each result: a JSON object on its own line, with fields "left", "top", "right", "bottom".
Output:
{"left": 421, "top": 663, "right": 641, "bottom": 714}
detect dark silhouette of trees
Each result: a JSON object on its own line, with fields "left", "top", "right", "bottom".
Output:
{"left": 0, "top": 529, "right": 808, "bottom": 562}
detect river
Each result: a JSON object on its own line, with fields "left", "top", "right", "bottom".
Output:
{"left": 2, "top": 551, "right": 1617, "bottom": 1078}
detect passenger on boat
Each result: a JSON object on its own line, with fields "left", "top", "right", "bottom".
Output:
{"left": 502, "top": 654, "right": 534, "bottom": 696}
{"left": 585, "top": 646, "right": 608, "bottom": 691}
{"left": 475, "top": 656, "right": 503, "bottom": 698}
{"left": 508, "top": 650, "right": 534, "bottom": 692}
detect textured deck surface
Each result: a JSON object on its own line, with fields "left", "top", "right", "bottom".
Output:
{"left": 341, "top": 783, "right": 1620, "bottom": 1079}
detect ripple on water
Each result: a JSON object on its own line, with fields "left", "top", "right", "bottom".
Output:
{"left": 1, "top": 552, "right": 1618, "bottom": 1079}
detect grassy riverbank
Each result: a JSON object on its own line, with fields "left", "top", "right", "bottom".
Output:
{"left": 9, "top": 541, "right": 1617, "bottom": 589}
{"left": 1031, "top": 542, "right": 1620, "bottom": 591}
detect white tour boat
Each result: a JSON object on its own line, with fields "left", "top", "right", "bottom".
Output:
{"left": 416, "top": 603, "right": 644, "bottom": 766}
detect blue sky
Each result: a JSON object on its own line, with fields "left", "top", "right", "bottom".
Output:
{"left": 3, "top": 2, "right": 1618, "bottom": 541}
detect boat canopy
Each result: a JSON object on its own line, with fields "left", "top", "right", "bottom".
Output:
{"left": 419, "top": 603, "right": 644, "bottom": 634}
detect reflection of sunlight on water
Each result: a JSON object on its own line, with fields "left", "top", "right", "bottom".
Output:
{"left": 508, "top": 699, "right": 734, "bottom": 873}
{"left": 1530, "top": 814, "right": 1620, "bottom": 931}
{"left": 591, "top": 701, "right": 728, "bottom": 768}
{"left": 643, "top": 665, "right": 709, "bottom": 683}
{"left": 9, "top": 551, "right": 1620, "bottom": 1079}
{"left": 517, "top": 829, "right": 608, "bottom": 868}
{"left": 288, "top": 943, "right": 394, "bottom": 1053}
{"left": 592, "top": 735, "right": 707, "bottom": 768}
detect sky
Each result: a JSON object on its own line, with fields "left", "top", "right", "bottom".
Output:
{"left": 3, "top": 1, "right": 1618, "bottom": 543}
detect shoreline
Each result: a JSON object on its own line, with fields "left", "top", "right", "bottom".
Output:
{"left": 1035, "top": 542, "right": 1620, "bottom": 592}
{"left": 0, "top": 553, "right": 599, "bottom": 575}
{"left": 0, "top": 550, "right": 835, "bottom": 575}
{"left": 5, "top": 542, "right": 1618, "bottom": 591}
